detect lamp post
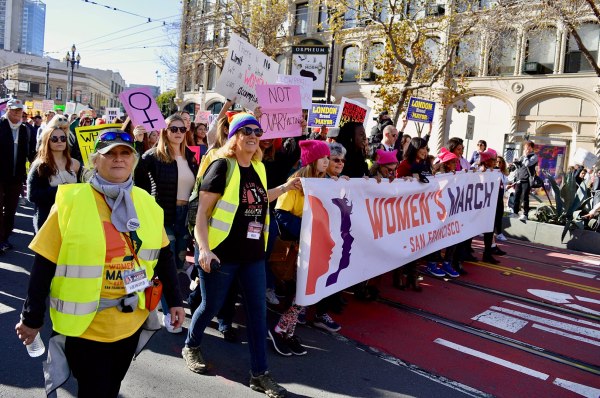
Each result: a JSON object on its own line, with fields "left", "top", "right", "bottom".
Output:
{"left": 65, "top": 44, "right": 80, "bottom": 102}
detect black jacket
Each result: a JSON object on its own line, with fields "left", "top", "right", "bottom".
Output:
{"left": 514, "top": 152, "right": 538, "bottom": 182}
{"left": 0, "top": 118, "right": 36, "bottom": 184}
{"left": 134, "top": 147, "right": 199, "bottom": 228}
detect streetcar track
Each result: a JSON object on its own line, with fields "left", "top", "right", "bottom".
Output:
{"left": 485, "top": 253, "right": 600, "bottom": 276}
{"left": 377, "top": 296, "right": 600, "bottom": 376}
{"left": 500, "top": 238, "right": 600, "bottom": 260}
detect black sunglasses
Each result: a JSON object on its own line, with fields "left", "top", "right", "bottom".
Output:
{"left": 50, "top": 136, "right": 67, "bottom": 143}
{"left": 98, "top": 131, "right": 134, "bottom": 143}
{"left": 168, "top": 126, "right": 187, "bottom": 134}
{"left": 240, "top": 126, "right": 264, "bottom": 137}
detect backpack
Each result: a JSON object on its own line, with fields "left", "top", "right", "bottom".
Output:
{"left": 187, "top": 157, "right": 236, "bottom": 235}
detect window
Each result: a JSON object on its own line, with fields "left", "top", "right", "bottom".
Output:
{"left": 205, "top": 24, "right": 214, "bottom": 44}
{"left": 455, "top": 34, "right": 480, "bottom": 77}
{"left": 276, "top": 54, "right": 288, "bottom": 74}
{"left": 75, "top": 90, "right": 82, "bottom": 103}
{"left": 207, "top": 64, "right": 217, "bottom": 90}
{"left": 30, "top": 82, "right": 40, "bottom": 94}
{"left": 488, "top": 30, "right": 518, "bottom": 76}
{"left": 208, "top": 101, "right": 223, "bottom": 114}
{"left": 317, "top": 4, "right": 329, "bottom": 32}
{"left": 203, "top": 0, "right": 216, "bottom": 13}
{"left": 340, "top": 45, "right": 360, "bottom": 82}
{"left": 524, "top": 28, "right": 556, "bottom": 74}
{"left": 564, "top": 23, "right": 600, "bottom": 73}
{"left": 364, "top": 42, "right": 385, "bottom": 80}
{"left": 295, "top": 3, "right": 308, "bottom": 35}
{"left": 343, "top": 2, "right": 357, "bottom": 28}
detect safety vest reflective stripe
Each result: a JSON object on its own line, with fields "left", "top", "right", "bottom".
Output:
{"left": 209, "top": 217, "right": 230, "bottom": 232}
{"left": 215, "top": 199, "right": 236, "bottom": 213}
{"left": 49, "top": 298, "right": 98, "bottom": 315}
{"left": 55, "top": 265, "right": 104, "bottom": 279}
{"left": 138, "top": 248, "right": 160, "bottom": 261}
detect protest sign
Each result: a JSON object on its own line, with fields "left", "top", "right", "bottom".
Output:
{"left": 33, "top": 101, "right": 44, "bottom": 112}
{"left": 188, "top": 145, "right": 201, "bottom": 164}
{"left": 256, "top": 84, "right": 303, "bottom": 139}
{"left": 291, "top": 46, "right": 328, "bottom": 97}
{"left": 215, "top": 33, "right": 279, "bottom": 110}
{"left": 119, "top": 86, "right": 166, "bottom": 131}
{"left": 74, "top": 103, "right": 89, "bottom": 114}
{"left": 194, "top": 111, "right": 211, "bottom": 124}
{"left": 572, "top": 148, "right": 599, "bottom": 169}
{"left": 335, "top": 97, "right": 371, "bottom": 128}
{"left": 277, "top": 74, "right": 313, "bottom": 109}
{"left": 75, "top": 123, "right": 122, "bottom": 168}
{"left": 42, "top": 100, "right": 55, "bottom": 112}
{"left": 54, "top": 104, "right": 65, "bottom": 112}
{"left": 65, "top": 102, "right": 76, "bottom": 115}
{"left": 105, "top": 107, "right": 121, "bottom": 123}
{"left": 406, "top": 97, "right": 436, "bottom": 124}
{"left": 307, "top": 104, "right": 339, "bottom": 128}
{"left": 295, "top": 171, "right": 500, "bottom": 305}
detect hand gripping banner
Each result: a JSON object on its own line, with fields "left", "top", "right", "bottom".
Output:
{"left": 296, "top": 171, "right": 501, "bottom": 306}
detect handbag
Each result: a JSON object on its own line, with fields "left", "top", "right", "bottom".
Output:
{"left": 268, "top": 237, "right": 299, "bottom": 282}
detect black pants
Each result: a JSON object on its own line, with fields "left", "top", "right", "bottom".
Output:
{"left": 65, "top": 328, "right": 142, "bottom": 398}
{"left": 0, "top": 180, "right": 21, "bottom": 242}
{"left": 513, "top": 180, "right": 531, "bottom": 216}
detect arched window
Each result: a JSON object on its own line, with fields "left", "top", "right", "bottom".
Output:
{"left": 364, "top": 42, "right": 384, "bottom": 81}
{"left": 455, "top": 34, "right": 480, "bottom": 77}
{"left": 524, "top": 27, "right": 556, "bottom": 74}
{"left": 488, "top": 30, "right": 518, "bottom": 76}
{"left": 565, "top": 22, "right": 599, "bottom": 73}
{"left": 340, "top": 45, "right": 360, "bottom": 82}
{"left": 207, "top": 101, "right": 223, "bottom": 114}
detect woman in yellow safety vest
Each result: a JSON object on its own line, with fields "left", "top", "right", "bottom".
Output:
{"left": 16, "top": 129, "right": 185, "bottom": 398}
{"left": 182, "top": 113, "right": 300, "bottom": 398}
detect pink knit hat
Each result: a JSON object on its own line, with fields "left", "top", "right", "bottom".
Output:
{"left": 479, "top": 148, "right": 497, "bottom": 163}
{"left": 438, "top": 147, "right": 458, "bottom": 163}
{"left": 376, "top": 149, "right": 398, "bottom": 165}
{"left": 300, "top": 140, "right": 330, "bottom": 166}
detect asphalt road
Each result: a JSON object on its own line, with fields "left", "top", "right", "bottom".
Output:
{"left": 0, "top": 200, "right": 476, "bottom": 398}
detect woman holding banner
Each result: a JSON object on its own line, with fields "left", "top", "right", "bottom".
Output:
{"left": 184, "top": 112, "right": 298, "bottom": 398}
{"left": 134, "top": 114, "right": 198, "bottom": 332}
{"left": 27, "top": 116, "right": 80, "bottom": 233}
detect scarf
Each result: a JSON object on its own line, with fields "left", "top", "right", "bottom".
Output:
{"left": 89, "top": 173, "right": 139, "bottom": 232}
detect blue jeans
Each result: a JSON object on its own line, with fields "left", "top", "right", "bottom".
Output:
{"left": 162, "top": 204, "right": 190, "bottom": 314}
{"left": 186, "top": 259, "right": 268, "bottom": 374}
{"left": 264, "top": 212, "right": 279, "bottom": 290}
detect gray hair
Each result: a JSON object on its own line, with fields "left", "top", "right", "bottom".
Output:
{"left": 328, "top": 142, "right": 346, "bottom": 158}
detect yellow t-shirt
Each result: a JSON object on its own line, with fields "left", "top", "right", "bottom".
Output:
{"left": 30, "top": 190, "right": 169, "bottom": 342}
{"left": 275, "top": 189, "right": 304, "bottom": 217}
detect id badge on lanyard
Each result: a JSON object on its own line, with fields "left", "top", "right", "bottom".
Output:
{"left": 123, "top": 267, "right": 150, "bottom": 294}
{"left": 247, "top": 220, "right": 263, "bottom": 240}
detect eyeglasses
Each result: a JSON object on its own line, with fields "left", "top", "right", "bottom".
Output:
{"left": 168, "top": 126, "right": 187, "bottom": 134}
{"left": 50, "top": 136, "right": 67, "bottom": 143}
{"left": 98, "top": 131, "right": 133, "bottom": 143}
{"left": 330, "top": 158, "right": 345, "bottom": 164}
{"left": 240, "top": 126, "right": 264, "bottom": 137}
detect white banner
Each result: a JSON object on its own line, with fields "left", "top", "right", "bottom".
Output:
{"left": 296, "top": 171, "right": 501, "bottom": 306}
{"left": 215, "top": 33, "right": 279, "bottom": 110}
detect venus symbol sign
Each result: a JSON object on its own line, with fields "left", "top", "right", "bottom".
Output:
{"left": 119, "top": 86, "right": 167, "bottom": 131}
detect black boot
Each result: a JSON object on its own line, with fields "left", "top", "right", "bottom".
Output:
{"left": 482, "top": 252, "right": 499, "bottom": 264}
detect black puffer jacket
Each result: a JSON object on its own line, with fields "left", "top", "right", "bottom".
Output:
{"left": 134, "top": 147, "right": 199, "bottom": 228}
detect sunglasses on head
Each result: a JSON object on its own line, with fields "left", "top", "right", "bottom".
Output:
{"left": 50, "top": 135, "right": 67, "bottom": 143}
{"left": 168, "top": 126, "right": 187, "bottom": 134}
{"left": 240, "top": 126, "right": 264, "bottom": 137}
{"left": 98, "top": 131, "right": 133, "bottom": 143}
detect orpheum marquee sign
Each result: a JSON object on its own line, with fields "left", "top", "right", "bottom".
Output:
{"left": 291, "top": 46, "right": 329, "bottom": 98}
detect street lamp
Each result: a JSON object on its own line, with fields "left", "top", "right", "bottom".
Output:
{"left": 65, "top": 44, "right": 81, "bottom": 102}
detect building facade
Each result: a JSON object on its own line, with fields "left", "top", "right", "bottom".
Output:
{"left": 177, "top": 0, "right": 600, "bottom": 169}
{"left": 0, "top": 50, "right": 126, "bottom": 113}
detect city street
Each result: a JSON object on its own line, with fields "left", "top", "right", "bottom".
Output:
{"left": 1, "top": 200, "right": 599, "bottom": 397}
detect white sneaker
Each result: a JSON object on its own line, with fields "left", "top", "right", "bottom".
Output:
{"left": 496, "top": 233, "right": 507, "bottom": 242}
{"left": 266, "top": 288, "right": 280, "bottom": 305}
{"left": 509, "top": 213, "right": 519, "bottom": 219}
{"left": 163, "top": 312, "right": 183, "bottom": 334}
{"left": 519, "top": 214, "right": 527, "bottom": 222}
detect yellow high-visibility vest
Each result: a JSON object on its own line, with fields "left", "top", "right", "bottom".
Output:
{"left": 50, "top": 184, "right": 164, "bottom": 337}
{"left": 207, "top": 158, "right": 269, "bottom": 251}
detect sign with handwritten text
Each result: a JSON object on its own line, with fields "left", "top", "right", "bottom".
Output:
{"left": 75, "top": 123, "right": 123, "bottom": 168}
{"left": 335, "top": 97, "right": 371, "bottom": 128}
{"left": 307, "top": 104, "right": 339, "bottom": 128}
{"left": 119, "top": 86, "right": 167, "bottom": 131}
{"left": 42, "top": 100, "right": 55, "bottom": 112}
{"left": 215, "top": 33, "right": 279, "bottom": 110}
{"left": 277, "top": 74, "right": 313, "bottom": 109}
{"left": 256, "top": 84, "right": 303, "bottom": 139}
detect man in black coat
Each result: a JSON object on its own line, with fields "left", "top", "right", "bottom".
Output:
{"left": 0, "top": 99, "right": 36, "bottom": 253}
{"left": 512, "top": 140, "right": 538, "bottom": 222}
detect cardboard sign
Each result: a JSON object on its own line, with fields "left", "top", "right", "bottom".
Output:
{"left": 276, "top": 74, "right": 314, "bottom": 109}
{"left": 291, "top": 46, "right": 329, "bottom": 97}
{"left": 42, "top": 100, "right": 55, "bottom": 112}
{"left": 295, "top": 171, "right": 500, "bottom": 306}
{"left": 406, "top": 96, "right": 436, "bottom": 124}
{"left": 75, "top": 123, "right": 123, "bottom": 168}
{"left": 335, "top": 97, "right": 371, "bottom": 128}
{"left": 65, "top": 102, "right": 76, "bottom": 115}
{"left": 215, "top": 33, "right": 279, "bottom": 110}
{"left": 572, "top": 148, "right": 599, "bottom": 169}
{"left": 194, "top": 111, "right": 211, "bottom": 124}
{"left": 119, "top": 86, "right": 167, "bottom": 131}
{"left": 105, "top": 107, "right": 121, "bottom": 122}
{"left": 255, "top": 84, "right": 303, "bottom": 139}
{"left": 33, "top": 101, "right": 43, "bottom": 111}
{"left": 307, "top": 104, "right": 339, "bottom": 128}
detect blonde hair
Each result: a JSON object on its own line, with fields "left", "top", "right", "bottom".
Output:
{"left": 155, "top": 114, "right": 187, "bottom": 163}
{"left": 216, "top": 131, "right": 263, "bottom": 162}
{"left": 214, "top": 117, "right": 229, "bottom": 149}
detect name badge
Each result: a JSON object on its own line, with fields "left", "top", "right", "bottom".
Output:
{"left": 247, "top": 221, "right": 263, "bottom": 240}
{"left": 123, "top": 268, "right": 150, "bottom": 294}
